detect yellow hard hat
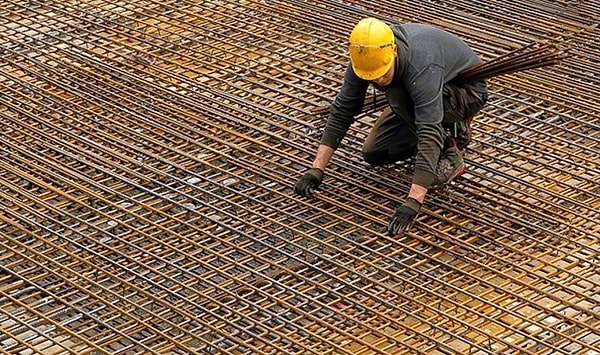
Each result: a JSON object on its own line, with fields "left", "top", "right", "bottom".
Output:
{"left": 348, "top": 18, "right": 395, "bottom": 80}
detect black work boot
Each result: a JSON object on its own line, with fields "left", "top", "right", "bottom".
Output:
{"left": 454, "top": 118, "right": 473, "bottom": 150}
{"left": 430, "top": 145, "right": 466, "bottom": 189}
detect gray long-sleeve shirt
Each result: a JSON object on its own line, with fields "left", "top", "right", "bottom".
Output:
{"left": 321, "top": 23, "right": 483, "bottom": 187}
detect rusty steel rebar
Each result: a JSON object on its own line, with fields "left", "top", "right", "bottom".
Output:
{"left": 453, "top": 42, "right": 570, "bottom": 84}
{"left": 0, "top": 0, "right": 598, "bottom": 354}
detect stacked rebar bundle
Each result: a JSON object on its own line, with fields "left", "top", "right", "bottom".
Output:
{"left": 454, "top": 42, "right": 569, "bottom": 83}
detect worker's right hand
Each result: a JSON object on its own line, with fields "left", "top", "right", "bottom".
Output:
{"left": 387, "top": 198, "right": 421, "bottom": 235}
{"left": 294, "top": 168, "right": 324, "bottom": 197}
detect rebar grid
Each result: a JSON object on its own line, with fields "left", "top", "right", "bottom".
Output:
{"left": 0, "top": 0, "right": 598, "bottom": 354}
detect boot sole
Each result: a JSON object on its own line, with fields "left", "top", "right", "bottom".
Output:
{"left": 429, "top": 166, "right": 466, "bottom": 190}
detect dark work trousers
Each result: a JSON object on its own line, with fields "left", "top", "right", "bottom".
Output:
{"left": 362, "top": 81, "right": 487, "bottom": 167}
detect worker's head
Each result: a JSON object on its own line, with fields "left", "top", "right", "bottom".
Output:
{"left": 348, "top": 18, "right": 396, "bottom": 83}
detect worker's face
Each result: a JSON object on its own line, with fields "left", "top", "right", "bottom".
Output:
{"left": 372, "top": 46, "right": 396, "bottom": 87}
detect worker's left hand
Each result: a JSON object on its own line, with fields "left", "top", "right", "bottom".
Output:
{"left": 387, "top": 198, "right": 421, "bottom": 235}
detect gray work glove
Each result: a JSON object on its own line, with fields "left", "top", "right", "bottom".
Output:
{"left": 387, "top": 197, "right": 422, "bottom": 235}
{"left": 294, "top": 168, "right": 324, "bottom": 197}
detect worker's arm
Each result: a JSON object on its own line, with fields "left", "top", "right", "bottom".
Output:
{"left": 388, "top": 65, "right": 446, "bottom": 235}
{"left": 294, "top": 63, "right": 368, "bottom": 198}
{"left": 408, "top": 183, "right": 428, "bottom": 204}
{"left": 312, "top": 144, "right": 335, "bottom": 171}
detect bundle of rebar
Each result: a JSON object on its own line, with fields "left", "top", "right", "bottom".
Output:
{"left": 454, "top": 42, "right": 569, "bottom": 83}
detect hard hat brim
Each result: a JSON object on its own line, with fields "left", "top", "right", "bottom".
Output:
{"left": 351, "top": 57, "right": 394, "bottom": 81}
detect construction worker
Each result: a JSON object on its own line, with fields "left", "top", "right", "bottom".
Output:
{"left": 294, "top": 17, "right": 488, "bottom": 234}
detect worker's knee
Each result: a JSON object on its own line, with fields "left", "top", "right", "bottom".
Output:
{"left": 362, "top": 146, "right": 416, "bottom": 167}
{"left": 362, "top": 148, "right": 388, "bottom": 167}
